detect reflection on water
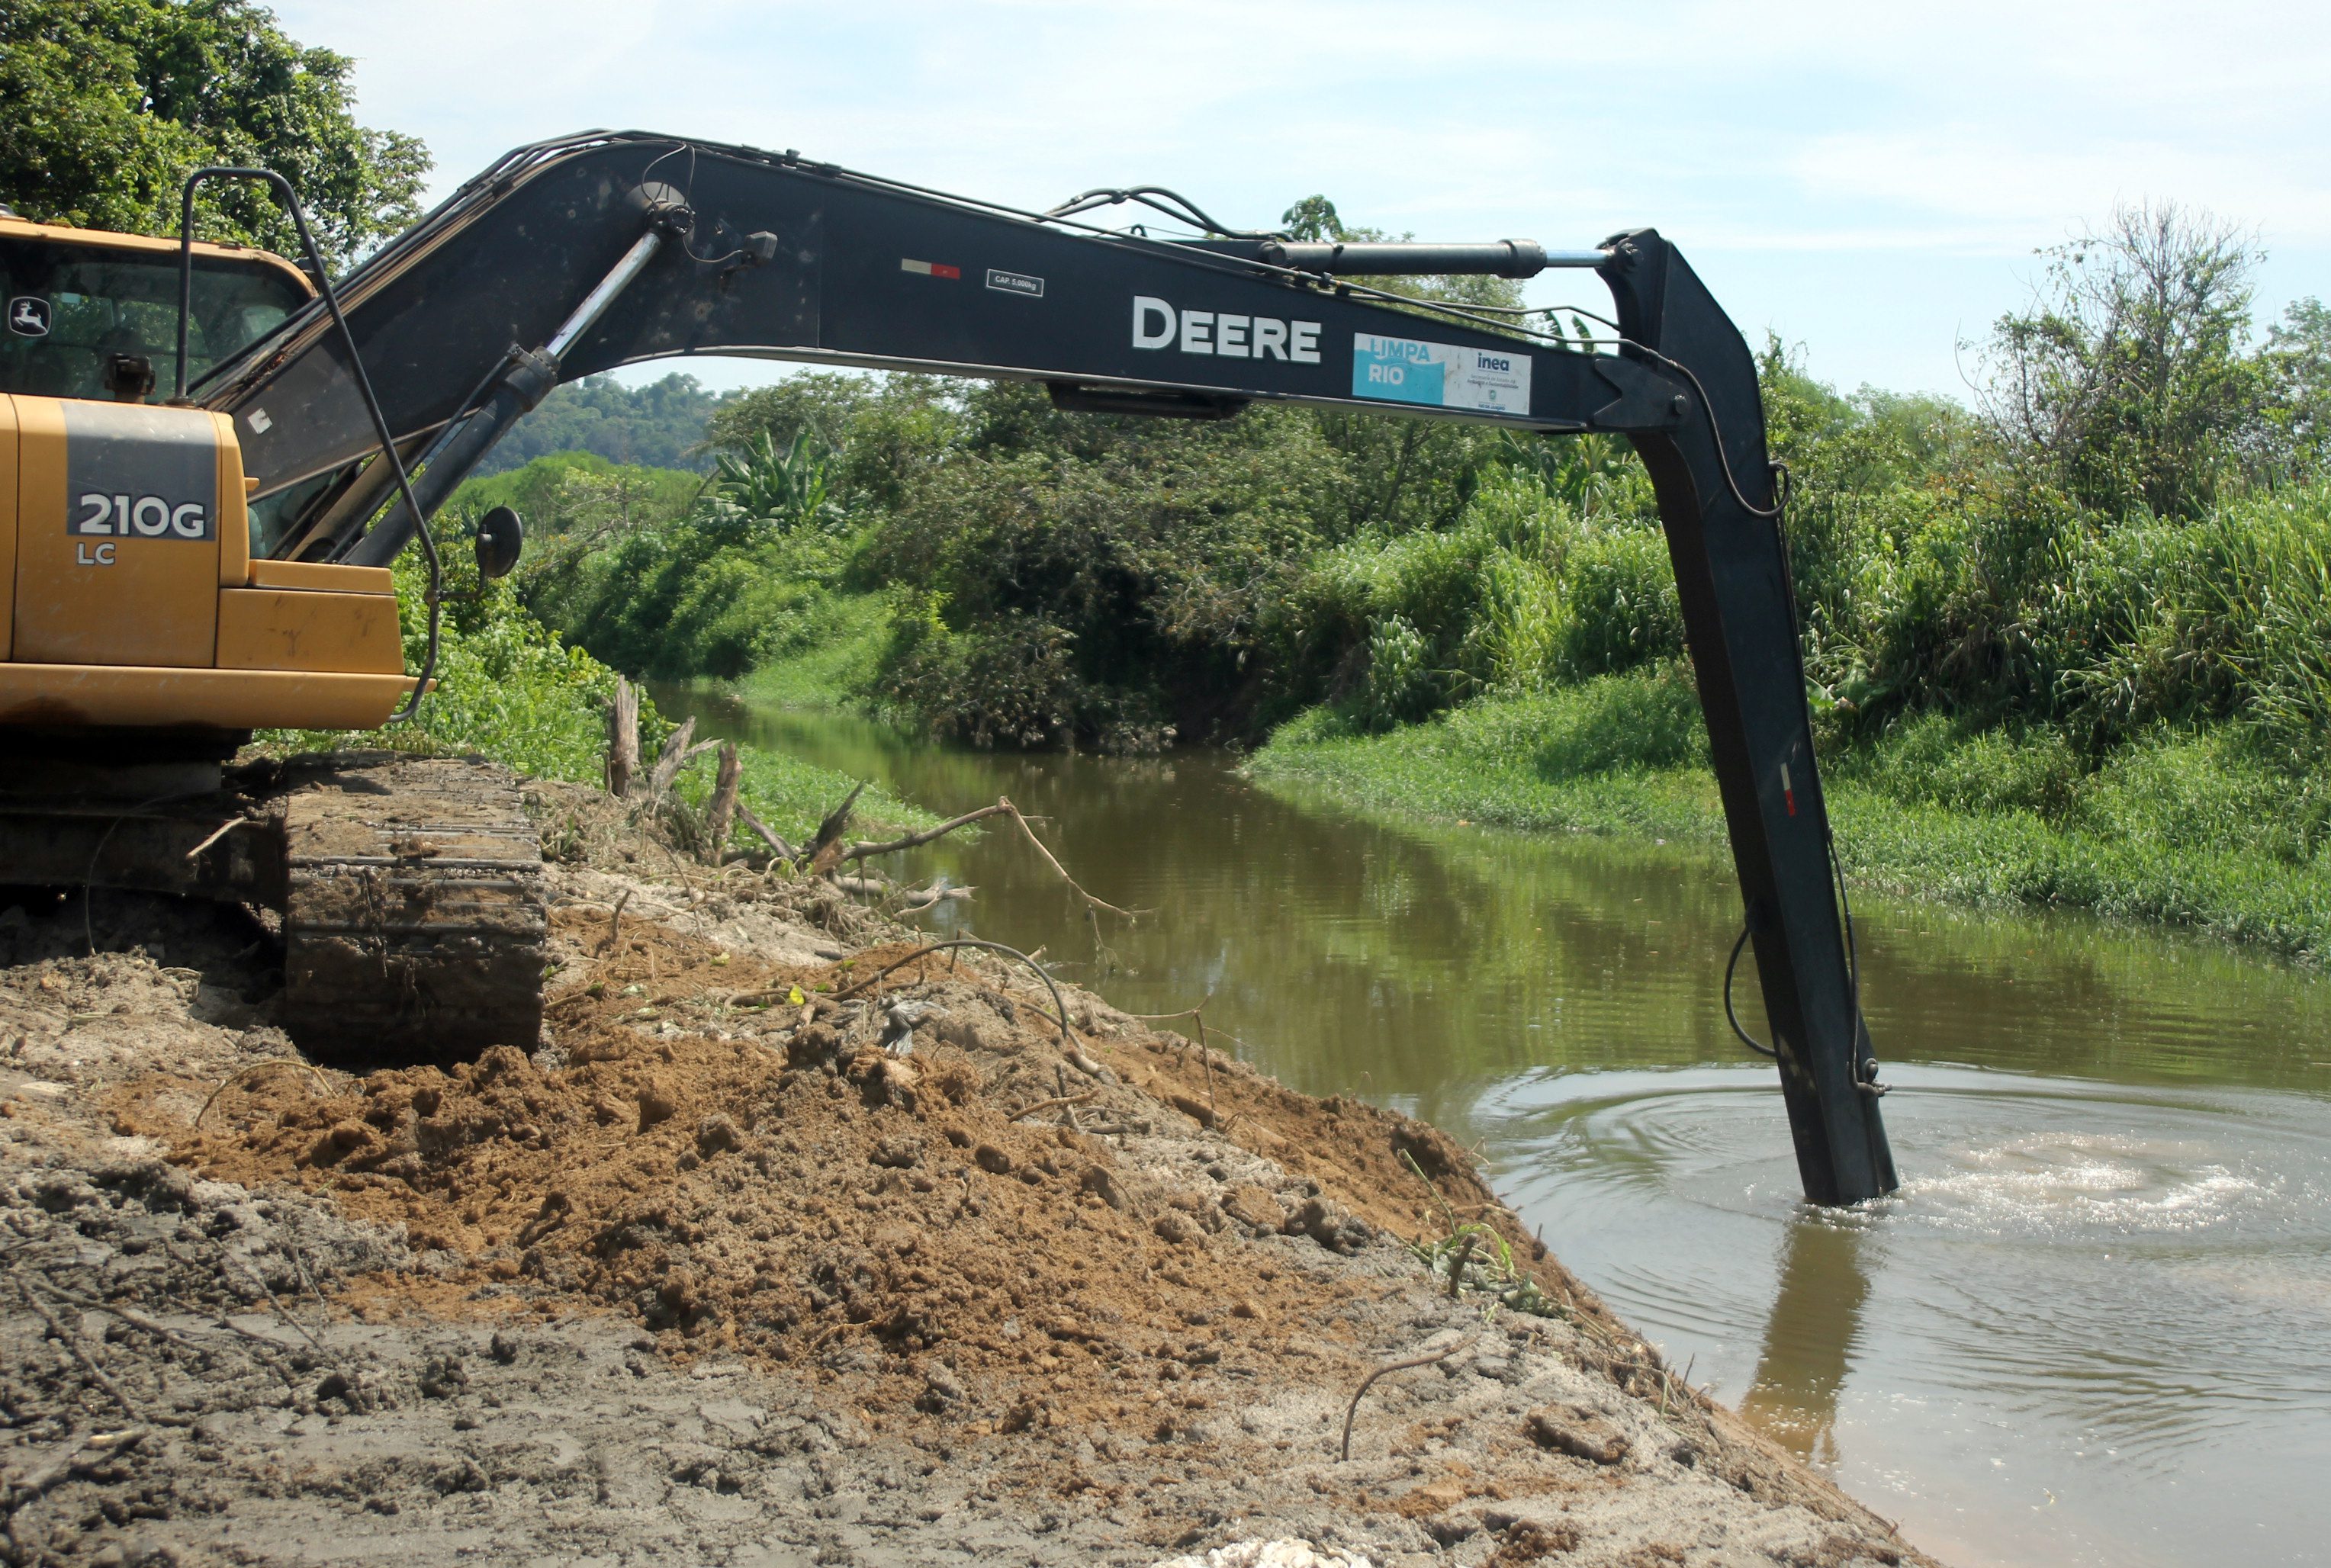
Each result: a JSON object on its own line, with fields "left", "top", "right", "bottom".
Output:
{"left": 1741, "top": 1219, "right": 1871, "bottom": 1468}
{"left": 661, "top": 690, "right": 2331, "bottom": 1568}
{"left": 1499, "top": 1064, "right": 2331, "bottom": 1567}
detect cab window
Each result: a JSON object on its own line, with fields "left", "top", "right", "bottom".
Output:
{"left": 0, "top": 236, "right": 310, "bottom": 401}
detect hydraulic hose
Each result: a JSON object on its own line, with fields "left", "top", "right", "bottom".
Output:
{"left": 174, "top": 167, "right": 442, "bottom": 721}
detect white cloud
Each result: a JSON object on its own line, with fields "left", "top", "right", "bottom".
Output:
{"left": 1789, "top": 128, "right": 2331, "bottom": 249}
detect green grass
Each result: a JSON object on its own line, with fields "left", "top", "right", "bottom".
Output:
{"left": 256, "top": 568, "right": 934, "bottom": 850}
{"left": 1252, "top": 667, "right": 2331, "bottom": 964}
{"left": 1252, "top": 668, "right": 1725, "bottom": 843}
{"left": 736, "top": 590, "right": 892, "bottom": 713}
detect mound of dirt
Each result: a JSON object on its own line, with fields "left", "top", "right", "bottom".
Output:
{"left": 119, "top": 915, "right": 1404, "bottom": 1435}
{"left": 4, "top": 857, "right": 1936, "bottom": 1567}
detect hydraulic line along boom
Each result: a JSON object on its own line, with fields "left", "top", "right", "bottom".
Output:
{"left": 195, "top": 133, "right": 1895, "bottom": 1205}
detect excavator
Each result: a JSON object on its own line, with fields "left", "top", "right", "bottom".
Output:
{"left": 0, "top": 132, "right": 1895, "bottom": 1206}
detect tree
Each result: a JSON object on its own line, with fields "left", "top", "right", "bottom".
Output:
{"left": 1982, "top": 203, "right": 2267, "bottom": 520}
{"left": 2265, "top": 297, "right": 2331, "bottom": 480}
{"left": 703, "top": 372, "right": 962, "bottom": 516}
{"left": 1279, "top": 194, "right": 1346, "bottom": 242}
{"left": 0, "top": 0, "right": 428, "bottom": 269}
{"left": 701, "top": 371, "right": 870, "bottom": 459}
{"left": 484, "top": 374, "right": 722, "bottom": 475}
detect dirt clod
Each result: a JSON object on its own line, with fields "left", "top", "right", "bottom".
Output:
{"left": 693, "top": 1112, "right": 740, "bottom": 1156}
{"left": 1490, "top": 1518, "right": 1583, "bottom": 1564}
{"left": 1527, "top": 1403, "right": 1633, "bottom": 1466}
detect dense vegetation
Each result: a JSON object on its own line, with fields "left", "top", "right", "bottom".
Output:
{"left": 1255, "top": 207, "right": 2331, "bottom": 955}
{"left": 476, "top": 202, "right": 2331, "bottom": 953}
{"left": 258, "top": 509, "right": 931, "bottom": 849}
{"left": 499, "top": 251, "right": 1542, "bottom": 745}
{"left": 476, "top": 374, "right": 728, "bottom": 477}
{"left": 0, "top": 0, "right": 427, "bottom": 268}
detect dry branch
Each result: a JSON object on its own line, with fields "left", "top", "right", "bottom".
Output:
{"left": 183, "top": 816, "right": 247, "bottom": 861}
{"left": 20, "top": 1280, "right": 144, "bottom": 1423}
{"left": 1009, "top": 1090, "right": 1098, "bottom": 1122}
{"left": 1340, "top": 1337, "right": 1473, "bottom": 1461}
{"left": 834, "top": 795, "right": 1140, "bottom": 931}
{"left": 897, "top": 883, "right": 973, "bottom": 915}
{"left": 1002, "top": 797, "right": 1141, "bottom": 921}
{"left": 840, "top": 801, "right": 1014, "bottom": 863}
{"left": 1198, "top": 1006, "right": 1217, "bottom": 1123}
{"left": 648, "top": 718, "right": 720, "bottom": 799}
{"left": 735, "top": 800, "right": 796, "bottom": 862}
{"left": 1063, "top": 1043, "right": 1115, "bottom": 1083}
{"left": 650, "top": 716, "right": 695, "bottom": 792}
{"left": 806, "top": 781, "right": 867, "bottom": 874}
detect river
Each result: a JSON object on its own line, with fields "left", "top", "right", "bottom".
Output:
{"left": 661, "top": 689, "right": 2331, "bottom": 1568}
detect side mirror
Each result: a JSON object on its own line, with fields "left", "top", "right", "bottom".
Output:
{"left": 474, "top": 506, "right": 523, "bottom": 580}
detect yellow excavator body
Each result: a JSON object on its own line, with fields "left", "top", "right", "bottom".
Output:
{"left": 0, "top": 216, "right": 545, "bottom": 1063}
{"left": 0, "top": 393, "right": 409, "bottom": 728}
{"left": 0, "top": 217, "right": 409, "bottom": 731}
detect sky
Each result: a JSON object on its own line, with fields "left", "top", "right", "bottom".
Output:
{"left": 279, "top": 0, "right": 2331, "bottom": 401}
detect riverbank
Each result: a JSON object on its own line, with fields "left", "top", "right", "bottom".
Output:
{"left": 1249, "top": 668, "right": 2331, "bottom": 965}
{"left": 734, "top": 589, "right": 892, "bottom": 714}
{"left": 259, "top": 554, "right": 934, "bottom": 853}
{"left": 0, "top": 780, "right": 1933, "bottom": 1567}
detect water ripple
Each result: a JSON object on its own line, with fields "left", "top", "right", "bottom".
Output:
{"left": 1481, "top": 1064, "right": 2331, "bottom": 1568}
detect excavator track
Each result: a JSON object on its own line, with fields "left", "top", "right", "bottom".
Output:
{"left": 277, "top": 753, "right": 546, "bottom": 1062}
{"left": 0, "top": 745, "right": 546, "bottom": 1066}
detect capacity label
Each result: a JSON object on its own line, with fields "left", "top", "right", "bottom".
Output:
{"left": 1352, "top": 333, "right": 1532, "bottom": 416}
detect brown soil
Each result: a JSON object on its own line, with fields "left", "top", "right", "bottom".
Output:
{"left": 118, "top": 911, "right": 1447, "bottom": 1426}
{"left": 118, "top": 904, "right": 1625, "bottom": 1423}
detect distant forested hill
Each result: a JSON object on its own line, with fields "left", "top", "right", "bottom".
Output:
{"left": 477, "top": 372, "right": 722, "bottom": 475}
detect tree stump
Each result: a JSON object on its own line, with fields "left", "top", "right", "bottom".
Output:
{"left": 706, "top": 743, "right": 741, "bottom": 863}
{"left": 607, "top": 676, "right": 640, "bottom": 799}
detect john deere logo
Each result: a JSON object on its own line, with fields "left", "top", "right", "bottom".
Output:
{"left": 7, "top": 296, "right": 50, "bottom": 338}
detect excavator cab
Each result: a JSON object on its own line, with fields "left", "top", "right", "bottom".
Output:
{"left": 0, "top": 217, "right": 309, "bottom": 403}
{"left": 0, "top": 216, "right": 410, "bottom": 730}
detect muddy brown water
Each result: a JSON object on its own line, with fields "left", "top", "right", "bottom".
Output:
{"left": 662, "top": 689, "right": 2331, "bottom": 1568}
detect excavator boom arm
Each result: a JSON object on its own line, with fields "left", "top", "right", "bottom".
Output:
{"left": 199, "top": 131, "right": 1895, "bottom": 1205}
{"left": 204, "top": 136, "right": 1686, "bottom": 540}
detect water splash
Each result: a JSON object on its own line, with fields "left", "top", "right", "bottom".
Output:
{"left": 1485, "top": 1064, "right": 2331, "bottom": 1568}
{"left": 1896, "top": 1130, "right": 2278, "bottom": 1238}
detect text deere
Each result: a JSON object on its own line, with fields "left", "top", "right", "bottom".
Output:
{"left": 1132, "top": 297, "right": 1322, "bottom": 364}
